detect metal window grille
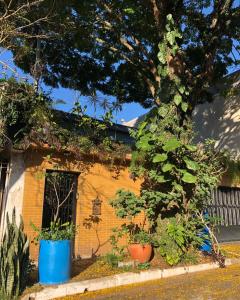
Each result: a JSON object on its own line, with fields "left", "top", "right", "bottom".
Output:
{"left": 42, "top": 171, "right": 78, "bottom": 228}
{"left": 208, "top": 186, "right": 240, "bottom": 226}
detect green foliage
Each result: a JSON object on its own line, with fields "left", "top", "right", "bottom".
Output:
{"left": 0, "top": 210, "right": 30, "bottom": 299}
{"left": 155, "top": 218, "right": 203, "bottom": 266}
{"left": 110, "top": 190, "right": 153, "bottom": 247}
{"left": 130, "top": 230, "right": 153, "bottom": 246}
{"left": 118, "top": 15, "right": 225, "bottom": 264}
{"left": 0, "top": 78, "right": 130, "bottom": 164}
{"left": 31, "top": 220, "right": 77, "bottom": 242}
{"left": 10, "top": 1, "right": 238, "bottom": 108}
{"left": 137, "top": 262, "right": 151, "bottom": 270}
{"left": 104, "top": 253, "right": 120, "bottom": 268}
{"left": 130, "top": 16, "right": 225, "bottom": 224}
{"left": 109, "top": 226, "right": 128, "bottom": 258}
{"left": 0, "top": 78, "right": 52, "bottom": 148}
{"left": 110, "top": 190, "right": 145, "bottom": 219}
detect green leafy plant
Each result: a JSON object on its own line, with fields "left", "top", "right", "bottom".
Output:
{"left": 0, "top": 210, "right": 30, "bottom": 300}
{"left": 137, "top": 262, "right": 150, "bottom": 270}
{"left": 110, "top": 190, "right": 153, "bottom": 248}
{"left": 154, "top": 216, "right": 205, "bottom": 266}
{"left": 127, "top": 15, "right": 225, "bottom": 264}
{"left": 130, "top": 229, "right": 153, "bottom": 246}
{"left": 104, "top": 253, "right": 120, "bottom": 268}
{"left": 109, "top": 226, "right": 129, "bottom": 258}
{"left": 31, "top": 220, "right": 77, "bottom": 242}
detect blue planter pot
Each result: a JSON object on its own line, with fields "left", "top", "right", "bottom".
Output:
{"left": 39, "top": 240, "right": 71, "bottom": 285}
{"left": 199, "top": 227, "right": 212, "bottom": 253}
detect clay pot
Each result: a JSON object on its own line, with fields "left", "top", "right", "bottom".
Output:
{"left": 128, "top": 244, "right": 152, "bottom": 263}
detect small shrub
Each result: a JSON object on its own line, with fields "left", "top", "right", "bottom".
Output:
{"left": 31, "top": 220, "right": 77, "bottom": 242}
{"left": 137, "top": 262, "right": 150, "bottom": 270}
{"left": 104, "top": 253, "right": 120, "bottom": 268}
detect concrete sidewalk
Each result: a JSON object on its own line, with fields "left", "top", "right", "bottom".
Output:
{"left": 57, "top": 263, "right": 240, "bottom": 300}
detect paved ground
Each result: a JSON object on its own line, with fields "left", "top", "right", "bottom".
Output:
{"left": 217, "top": 226, "right": 240, "bottom": 242}
{"left": 58, "top": 264, "right": 240, "bottom": 300}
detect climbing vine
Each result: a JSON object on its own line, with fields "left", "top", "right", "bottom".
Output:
{"left": 111, "top": 14, "right": 226, "bottom": 264}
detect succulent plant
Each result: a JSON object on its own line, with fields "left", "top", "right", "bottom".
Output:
{"left": 0, "top": 208, "right": 30, "bottom": 299}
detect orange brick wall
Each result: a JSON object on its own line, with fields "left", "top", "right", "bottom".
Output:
{"left": 21, "top": 149, "right": 141, "bottom": 260}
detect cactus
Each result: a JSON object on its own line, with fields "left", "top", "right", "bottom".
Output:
{"left": 0, "top": 209, "right": 30, "bottom": 300}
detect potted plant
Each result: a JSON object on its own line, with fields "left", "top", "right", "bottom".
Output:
{"left": 31, "top": 171, "right": 77, "bottom": 285}
{"left": 32, "top": 220, "right": 77, "bottom": 285}
{"left": 110, "top": 190, "right": 153, "bottom": 263}
{"left": 128, "top": 227, "right": 153, "bottom": 263}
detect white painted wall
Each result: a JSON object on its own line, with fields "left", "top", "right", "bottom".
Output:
{"left": 193, "top": 92, "right": 240, "bottom": 158}
{"left": 1, "top": 153, "right": 25, "bottom": 234}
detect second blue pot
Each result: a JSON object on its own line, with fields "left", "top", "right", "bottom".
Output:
{"left": 39, "top": 240, "right": 71, "bottom": 285}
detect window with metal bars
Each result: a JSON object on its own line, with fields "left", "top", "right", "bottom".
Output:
{"left": 208, "top": 186, "right": 240, "bottom": 226}
{"left": 42, "top": 170, "right": 78, "bottom": 228}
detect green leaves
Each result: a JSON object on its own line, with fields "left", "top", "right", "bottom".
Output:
{"left": 182, "top": 172, "right": 197, "bottom": 183}
{"left": 174, "top": 94, "right": 182, "bottom": 106}
{"left": 163, "top": 138, "right": 181, "bottom": 152}
{"left": 184, "top": 158, "right": 199, "bottom": 171}
{"left": 136, "top": 134, "right": 152, "bottom": 151}
{"left": 181, "top": 102, "right": 188, "bottom": 112}
{"left": 153, "top": 153, "right": 168, "bottom": 163}
{"left": 162, "top": 163, "right": 174, "bottom": 172}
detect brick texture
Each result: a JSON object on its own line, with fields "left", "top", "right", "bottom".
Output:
{"left": 21, "top": 149, "right": 141, "bottom": 260}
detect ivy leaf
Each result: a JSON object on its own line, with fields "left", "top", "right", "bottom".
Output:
{"left": 162, "top": 163, "right": 174, "bottom": 172}
{"left": 184, "top": 158, "right": 199, "bottom": 171}
{"left": 153, "top": 153, "right": 168, "bottom": 163}
{"left": 157, "top": 51, "right": 166, "bottom": 64}
{"left": 166, "top": 32, "right": 175, "bottom": 45}
{"left": 179, "top": 86, "right": 185, "bottom": 94}
{"left": 181, "top": 102, "right": 188, "bottom": 112}
{"left": 174, "top": 94, "right": 182, "bottom": 106}
{"left": 158, "top": 106, "right": 168, "bottom": 117}
{"left": 182, "top": 172, "right": 197, "bottom": 183}
{"left": 163, "top": 138, "right": 181, "bottom": 152}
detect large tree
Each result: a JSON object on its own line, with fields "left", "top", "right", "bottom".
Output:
{"left": 4, "top": 0, "right": 240, "bottom": 109}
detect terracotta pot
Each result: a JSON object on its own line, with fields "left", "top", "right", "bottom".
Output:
{"left": 128, "top": 244, "right": 152, "bottom": 263}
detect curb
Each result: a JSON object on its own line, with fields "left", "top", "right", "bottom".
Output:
{"left": 21, "top": 258, "right": 240, "bottom": 300}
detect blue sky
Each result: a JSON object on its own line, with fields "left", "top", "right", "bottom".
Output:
{"left": 0, "top": 50, "right": 148, "bottom": 124}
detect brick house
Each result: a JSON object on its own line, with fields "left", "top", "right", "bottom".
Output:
{"left": 0, "top": 114, "right": 140, "bottom": 260}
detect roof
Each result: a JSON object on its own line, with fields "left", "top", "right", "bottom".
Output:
{"left": 53, "top": 110, "right": 134, "bottom": 145}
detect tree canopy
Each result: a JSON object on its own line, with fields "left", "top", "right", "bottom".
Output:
{"left": 7, "top": 0, "right": 240, "bottom": 109}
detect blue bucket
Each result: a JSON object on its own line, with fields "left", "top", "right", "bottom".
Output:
{"left": 39, "top": 240, "right": 71, "bottom": 285}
